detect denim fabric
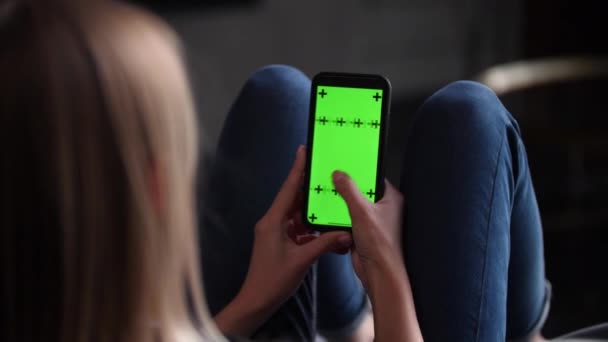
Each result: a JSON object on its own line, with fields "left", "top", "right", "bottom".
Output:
{"left": 401, "top": 81, "right": 548, "bottom": 341}
{"left": 199, "top": 66, "right": 548, "bottom": 341}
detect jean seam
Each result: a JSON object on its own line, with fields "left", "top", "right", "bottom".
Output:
{"left": 474, "top": 124, "right": 508, "bottom": 342}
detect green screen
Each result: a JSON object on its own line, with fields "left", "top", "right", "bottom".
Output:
{"left": 307, "top": 85, "right": 383, "bottom": 227}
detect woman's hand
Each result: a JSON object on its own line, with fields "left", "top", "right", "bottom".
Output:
{"left": 333, "top": 171, "right": 423, "bottom": 342}
{"left": 332, "top": 171, "right": 404, "bottom": 288}
{"left": 214, "top": 146, "right": 353, "bottom": 337}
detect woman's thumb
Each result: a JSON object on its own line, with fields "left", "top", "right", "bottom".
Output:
{"left": 332, "top": 171, "right": 369, "bottom": 220}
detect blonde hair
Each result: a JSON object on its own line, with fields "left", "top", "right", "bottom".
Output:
{"left": 1, "top": 1, "right": 222, "bottom": 341}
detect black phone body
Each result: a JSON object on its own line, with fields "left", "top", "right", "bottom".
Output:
{"left": 303, "top": 72, "right": 391, "bottom": 231}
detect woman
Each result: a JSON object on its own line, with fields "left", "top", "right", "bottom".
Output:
{"left": 1, "top": 1, "right": 353, "bottom": 341}
{"left": 1, "top": 1, "right": 549, "bottom": 341}
{"left": 201, "top": 65, "right": 550, "bottom": 341}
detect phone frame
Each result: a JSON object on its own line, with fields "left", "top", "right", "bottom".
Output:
{"left": 303, "top": 72, "right": 391, "bottom": 232}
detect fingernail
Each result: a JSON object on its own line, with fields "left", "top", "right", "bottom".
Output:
{"left": 337, "top": 234, "right": 352, "bottom": 247}
{"left": 332, "top": 171, "right": 345, "bottom": 182}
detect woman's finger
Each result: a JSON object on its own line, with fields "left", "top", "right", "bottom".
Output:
{"left": 268, "top": 145, "right": 306, "bottom": 218}
{"left": 380, "top": 179, "right": 403, "bottom": 203}
{"left": 332, "top": 171, "right": 371, "bottom": 222}
{"left": 287, "top": 190, "right": 304, "bottom": 219}
{"left": 298, "top": 231, "right": 353, "bottom": 265}
{"left": 295, "top": 234, "right": 317, "bottom": 245}
{"left": 286, "top": 212, "right": 311, "bottom": 243}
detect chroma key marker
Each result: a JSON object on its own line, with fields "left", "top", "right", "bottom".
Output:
{"left": 318, "top": 89, "right": 328, "bottom": 98}
{"left": 366, "top": 189, "right": 375, "bottom": 198}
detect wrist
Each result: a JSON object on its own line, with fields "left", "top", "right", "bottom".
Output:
{"left": 233, "top": 283, "right": 277, "bottom": 320}
{"left": 366, "top": 256, "right": 409, "bottom": 299}
{"left": 214, "top": 283, "right": 277, "bottom": 337}
{"left": 365, "top": 258, "right": 422, "bottom": 341}
{"left": 368, "top": 244, "right": 406, "bottom": 280}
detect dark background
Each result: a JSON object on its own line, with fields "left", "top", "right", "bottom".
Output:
{"left": 137, "top": 0, "right": 607, "bottom": 337}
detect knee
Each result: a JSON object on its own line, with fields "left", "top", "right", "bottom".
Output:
{"left": 240, "top": 65, "right": 310, "bottom": 108}
{"left": 413, "top": 81, "right": 512, "bottom": 141}
{"left": 222, "top": 65, "right": 310, "bottom": 149}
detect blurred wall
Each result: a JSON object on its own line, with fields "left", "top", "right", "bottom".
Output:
{"left": 161, "top": 0, "right": 523, "bottom": 149}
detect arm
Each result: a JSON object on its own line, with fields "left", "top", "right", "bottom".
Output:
{"left": 213, "top": 288, "right": 275, "bottom": 337}
{"left": 333, "top": 171, "right": 423, "bottom": 341}
{"left": 366, "top": 256, "right": 422, "bottom": 342}
{"left": 214, "top": 146, "right": 353, "bottom": 337}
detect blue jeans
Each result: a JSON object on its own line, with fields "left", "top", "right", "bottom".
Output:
{"left": 199, "top": 65, "right": 550, "bottom": 341}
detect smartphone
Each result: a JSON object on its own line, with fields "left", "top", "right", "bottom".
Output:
{"left": 303, "top": 72, "right": 391, "bottom": 231}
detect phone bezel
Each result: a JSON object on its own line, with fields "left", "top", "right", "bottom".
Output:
{"left": 303, "top": 72, "right": 391, "bottom": 232}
